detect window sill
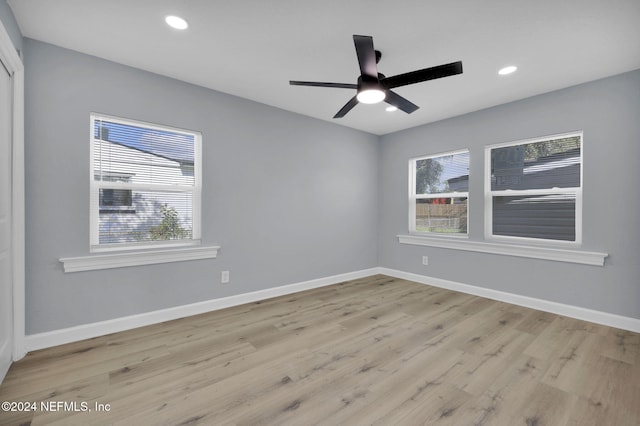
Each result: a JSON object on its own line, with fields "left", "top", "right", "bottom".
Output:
{"left": 59, "top": 245, "right": 220, "bottom": 273}
{"left": 397, "top": 234, "right": 607, "bottom": 266}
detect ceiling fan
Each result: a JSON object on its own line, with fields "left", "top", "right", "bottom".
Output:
{"left": 290, "top": 35, "right": 463, "bottom": 118}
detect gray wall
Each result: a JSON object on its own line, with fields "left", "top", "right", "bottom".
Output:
{"left": 19, "top": 32, "right": 640, "bottom": 334}
{"left": 0, "top": 0, "right": 21, "bottom": 55}
{"left": 379, "top": 69, "right": 640, "bottom": 319}
{"left": 24, "top": 39, "right": 379, "bottom": 334}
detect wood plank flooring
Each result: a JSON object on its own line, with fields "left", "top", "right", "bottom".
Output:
{"left": 1, "top": 275, "right": 639, "bottom": 425}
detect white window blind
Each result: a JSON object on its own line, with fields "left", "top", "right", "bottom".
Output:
{"left": 486, "top": 132, "right": 582, "bottom": 243}
{"left": 409, "top": 150, "right": 470, "bottom": 235}
{"left": 90, "top": 114, "right": 201, "bottom": 250}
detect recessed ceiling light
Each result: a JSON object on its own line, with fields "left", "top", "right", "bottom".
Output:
{"left": 165, "top": 15, "right": 188, "bottom": 30}
{"left": 498, "top": 65, "right": 517, "bottom": 75}
{"left": 385, "top": 106, "right": 398, "bottom": 112}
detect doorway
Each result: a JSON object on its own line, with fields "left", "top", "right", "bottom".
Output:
{"left": 0, "top": 51, "right": 13, "bottom": 382}
{"left": 0, "top": 21, "right": 24, "bottom": 383}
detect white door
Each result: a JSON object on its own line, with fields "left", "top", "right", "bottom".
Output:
{"left": 0, "top": 58, "right": 13, "bottom": 381}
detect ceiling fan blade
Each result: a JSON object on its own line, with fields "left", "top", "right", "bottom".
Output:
{"left": 289, "top": 81, "right": 358, "bottom": 89}
{"left": 381, "top": 61, "right": 463, "bottom": 89}
{"left": 334, "top": 96, "right": 359, "bottom": 118}
{"left": 384, "top": 90, "right": 419, "bottom": 114}
{"left": 353, "top": 35, "right": 378, "bottom": 78}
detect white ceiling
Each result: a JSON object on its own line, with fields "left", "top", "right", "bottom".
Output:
{"left": 9, "top": 0, "right": 640, "bottom": 135}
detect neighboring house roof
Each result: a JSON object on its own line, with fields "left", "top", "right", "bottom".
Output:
{"left": 100, "top": 136, "right": 194, "bottom": 166}
{"left": 522, "top": 148, "right": 580, "bottom": 175}
{"left": 447, "top": 148, "right": 580, "bottom": 187}
{"left": 97, "top": 125, "right": 194, "bottom": 165}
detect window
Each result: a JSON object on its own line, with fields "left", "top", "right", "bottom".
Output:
{"left": 409, "top": 150, "right": 469, "bottom": 235}
{"left": 486, "top": 132, "right": 582, "bottom": 243}
{"left": 97, "top": 173, "right": 134, "bottom": 213}
{"left": 90, "top": 114, "right": 201, "bottom": 251}
{"left": 99, "top": 188, "right": 133, "bottom": 212}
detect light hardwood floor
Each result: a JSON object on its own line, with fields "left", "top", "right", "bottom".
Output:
{"left": 1, "top": 275, "right": 639, "bottom": 425}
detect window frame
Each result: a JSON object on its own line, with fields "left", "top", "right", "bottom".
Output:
{"left": 484, "top": 131, "right": 583, "bottom": 246}
{"left": 408, "top": 149, "right": 470, "bottom": 237}
{"left": 89, "top": 113, "right": 202, "bottom": 252}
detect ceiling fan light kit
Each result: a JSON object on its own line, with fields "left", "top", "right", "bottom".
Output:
{"left": 357, "top": 88, "right": 386, "bottom": 104}
{"left": 290, "top": 34, "right": 463, "bottom": 118}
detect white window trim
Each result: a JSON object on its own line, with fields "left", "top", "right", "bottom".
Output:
{"left": 89, "top": 113, "right": 202, "bottom": 252}
{"left": 59, "top": 245, "right": 220, "bottom": 273}
{"left": 397, "top": 234, "right": 607, "bottom": 266}
{"left": 484, "top": 131, "right": 583, "bottom": 246}
{"left": 408, "top": 149, "right": 470, "bottom": 236}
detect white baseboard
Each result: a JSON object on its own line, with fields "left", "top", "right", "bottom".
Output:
{"left": 378, "top": 267, "right": 640, "bottom": 333}
{"left": 24, "top": 268, "right": 379, "bottom": 352}
{"left": 24, "top": 266, "right": 640, "bottom": 353}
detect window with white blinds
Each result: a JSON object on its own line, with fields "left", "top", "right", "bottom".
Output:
{"left": 486, "top": 132, "right": 582, "bottom": 243}
{"left": 409, "top": 150, "right": 470, "bottom": 235}
{"left": 90, "top": 114, "right": 201, "bottom": 251}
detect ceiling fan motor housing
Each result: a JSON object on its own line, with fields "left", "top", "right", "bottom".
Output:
{"left": 357, "top": 74, "right": 383, "bottom": 92}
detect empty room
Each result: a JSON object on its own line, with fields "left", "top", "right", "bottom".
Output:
{"left": 1, "top": 0, "right": 639, "bottom": 424}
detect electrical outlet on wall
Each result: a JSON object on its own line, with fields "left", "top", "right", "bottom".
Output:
{"left": 422, "top": 256, "right": 429, "bottom": 266}
{"left": 221, "top": 270, "right": 230, "bottom": 284}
